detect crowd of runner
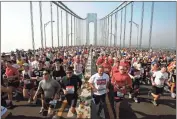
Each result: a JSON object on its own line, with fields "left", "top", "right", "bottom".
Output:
{"left": 1, "top": 46, "right": 176, "bottom": 119}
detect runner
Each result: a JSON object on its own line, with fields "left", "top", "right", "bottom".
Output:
{"left": 88, "top": 66, "right": 109, "bottom": 119}
{"left": 21, "top": 63, "right": 35, "bottom": 104}
{"left": 60, "top": 67, "right": 82, "bottom": 115}
{"left": 33, "top": 70, "right": 61, "bottom": 116}
{"left": 111, "top": 65, "right": 132, "bottom": 119}
{"left": 150, "top": 65, "right": 171, "bottom": 106}
{"left": 4, "top": 60, "right": 20, "bottom": 108}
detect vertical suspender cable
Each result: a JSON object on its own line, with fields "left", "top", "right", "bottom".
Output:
{"left": 39, "top": 2, "right": 44, "bottom": 49}
{"left": 110, "top": 15, "right": 112, "bottom": 46}
{"left": 149, "top": 2, "right": 154, "bottom": 49}
{"left": 30, "top": 2, "right": 35, "bottom": 50}
{"left": 50, "top": 2, "right": 54, "bottom": 47}
{"left": 120, "top": 9, "right": 123, "bottom": 49}
{"left": 66, "top": 12, "right": 68, "bottom": 46}
{"left": 57, "top": 6, "right": 59, "bottom": 47}
{"left": 114, "top": 12, "right": 118, "bottom": 46}
{"left": 123, "top": 3, "right": 127, "bottom": 48}
{"left": 107, "top": 16, "right": 109, "bottom": 47}
{"left": 71, "top": 15, "right": 72, "bottom": 46}
{"left": 61, "top": 10, "right": 63, "bottom": 46}
{"left": 129, "top": 2, "right": 134, "bottom": 48}
{"left": 139, "top": 2, "right": 144, "bottom": 49}
{"left": 74, "top": 17, "right": 75, "bottom": 46}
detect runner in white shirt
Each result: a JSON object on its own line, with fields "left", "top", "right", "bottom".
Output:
{"left": 88, "top": 66, "right": 109, "bottom": 118}
{"left": 31, "top": 55, "right": 39, "bottom": 69}
{"left": 150, "top": 66, "right": 171, "bottom": 106}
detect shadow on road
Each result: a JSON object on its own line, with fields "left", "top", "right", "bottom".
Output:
{"left": 119, "top": 99, "right": 138, "bottom": 119}
{"left": 158, "top": 99, "right": 176, "bottom": 109}
{"left": 134, "top": 111, "right": 176, "bottom": 119}
{"left": 6, "top": 115, "right": 47, "bottom": 119}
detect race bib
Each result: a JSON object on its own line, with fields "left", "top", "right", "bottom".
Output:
{"left": 56, "top": 77, "right": 61, "bottom": 81}
{"left": 117, "top": 91, "right": 124, "bottom": 97}
{"left": 104, "top": 68, "right": 109, "bottom": 72}
{"left": 24, "top": 79, "right": 31, "bottom": 84}
{"left": 96, "top": 79, "right": 106, "bottom": 91}
{"left": 66, "top": 86, "right": 75, "bottom": 94}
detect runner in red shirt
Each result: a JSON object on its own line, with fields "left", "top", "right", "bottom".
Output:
{"left": 96, "top": 54, "right": 104, "bottom": 67}
{"left": 108, "top": 54, "right": 114, "bottom": 66}
{"left": 111, "top": 65, "right": 132, "bottom": 119}
{"left": 110, "top": 58, "right": 120, "bottom": 77}
{"left": 101, "top": 57, "right": 112, "bottom": 76}
{"left": 120, "top": 57, "right": 131, "bottom": 72}
{"left": 4, "top": 60, "right": 20, "bottom": 108}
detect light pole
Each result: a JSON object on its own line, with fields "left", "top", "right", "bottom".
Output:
{"left": 129, "top": 21, "right": 139, "bottom": 48}
{"left": 44, "top": 21, "right": 55, "bottom": 48}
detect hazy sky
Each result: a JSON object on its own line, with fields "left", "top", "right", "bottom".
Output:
{"left": 1, "top": 1, "right": 176, "bottom": 52}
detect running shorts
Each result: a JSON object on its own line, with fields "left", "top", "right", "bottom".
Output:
{"left": 152, "top": 86, "right": 164, "bottom": 95}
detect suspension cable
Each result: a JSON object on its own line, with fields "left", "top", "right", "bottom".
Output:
{"left": 129, "top": 2, "right": 134, "bottom": 48}
{"left": 66, "top": 12, "right": 68, "bottom": 46}
{"left": 71, "top": 15, "right": 72, "bottom": 46}
{"left": 39, "top": 2, "right": 43, "bottom": 49}
{"left": 50, "top": 2, "right": 54, "bottom": 47}
{"left": 114, "top": 12, "right": 118, "bottom": 46}
{"left": 120, "top": 9, "right": 123, "bottom": 48}
{"left": 100, "top": 1, "right": 126, "bottom": 20}
{"left": 30, "top": 2, "right": 35, "bottom": 50}
{"left": 53, "top": 1, "right": 84, "bottom": 20}
{"left": 139, "top": 2, "right": 144, "bottom": 49}
{"left": 110, "top": 15, "right": 112, "bottom": 46}
{"left": 57, "top": 6, "right": 59, "bottom": 47}
{"left": 149, "top": 2, "right": 154, "bottom": 49}
{"left": 61, "top": 10, "right": 63, "bottom": 46}
{"left": 123, "top": 3, "right": 127, "bottom": 48}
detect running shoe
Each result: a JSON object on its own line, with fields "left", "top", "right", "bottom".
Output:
{"left": 133, "top": 97, "right": 138, "bottom": 103}
{"left": 39, "top": 107, "right": 44, "bottom": 114}
{"left": 128, "top": 93, "right": 132, "bottom": 99}
{"left": 171, "top": 93, "right": 176, "bottom": 99}
{"left": 151, "top": 100, "right": 158, "bottom": 106}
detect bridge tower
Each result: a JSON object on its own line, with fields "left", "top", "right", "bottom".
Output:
{"left": 86, "top": 13, "right": 97, "bottom": 46}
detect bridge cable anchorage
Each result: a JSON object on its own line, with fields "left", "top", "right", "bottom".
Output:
{"left": 149, "top": 2, "right": 155, "bottom": 49}
{"left": 30, "top": 2, "right": 35, "bottom": 50}
{"left": 50, "top": 2, "right": 54, "bottom": 47}
{"left": 139, "top": 2, "right": 144, "bottom": 49}
{"left": 129, "top": 2, "right": 134, "bottom": 48}
{"left": 120, "top": 9, "right": 123, "bottom": 49}
{"left": 39, "top": 2, "right": 44, "bottom": 49}
{"left": 57, "top": 6, "right": 60, "bottom": 47}
{"left": 123, "top": 2, "right": 127, "bottom": 48}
